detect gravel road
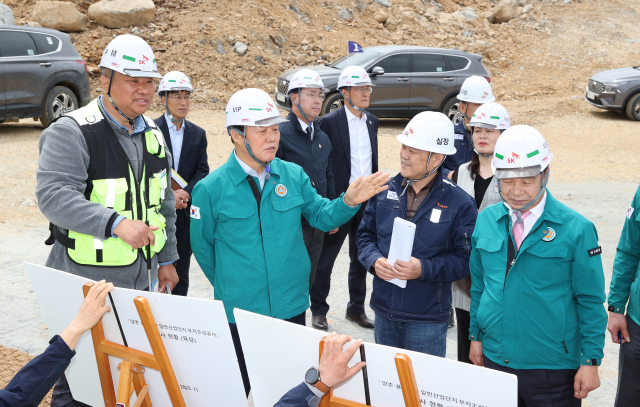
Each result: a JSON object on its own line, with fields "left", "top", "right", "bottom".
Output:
{"left": 1, "top": 181, "right": 637, "bottom": 407}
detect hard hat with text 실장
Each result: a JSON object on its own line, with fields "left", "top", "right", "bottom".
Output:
{"left": 396, "top": 111, "right": 456, "bottom": 155}
{"left": 491, "top": 125, "right": 553, "bottom": 178}
{"left": 287, "top": 69, "right": 327, "bottom": 94}
{"left": 469, "top": 102, "right": 510, "bottom": 130}
{"left": 99, "top": 34, "right": 161, "bottom": 79}
{"left": 225, "top": 88, "right": 288, "bottom": 129}
{"left": 158, "top": 71, "right": 193, "bottom": 96}
{"left": 457, "top": 75, "right": 494, "bottom": 104}
{"left": 337, "top": 65, "right": 375, "bottom": 90}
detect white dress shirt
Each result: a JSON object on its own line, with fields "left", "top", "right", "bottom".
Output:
{"left": 297, "top": 118, "right": 314, "bottom": 141}
{"left": 344, "top": 106, "right": 373, "bottom": 183}
{"left": 234, "top": 150, "right": 268, "bottom": 189}
{"left": 505, "top": 191, "right": 547, "bottom": 240}
{"left": 165, "top": 113, "right": 185, "bottom": 172}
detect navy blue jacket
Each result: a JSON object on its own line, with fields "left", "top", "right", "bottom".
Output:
{"left": 0, "top": 336, "right": 74, "bottom": 407}
{"left": 317, "top": 107, "right": 379, "bottom": 199}
{"left": 442, "top": 120, "right": 473, "bottom": 173}
{"left": 154, "top": 115, "right": 210, "bottom": 195}
{"left": 277, "top": 111, "right": 335, "bottom": 226}
{"left": 356, "top": 170, "right": 477, "bottom": 323}
{"left": 273, "top": 382, "right": 320, "bottom": 407}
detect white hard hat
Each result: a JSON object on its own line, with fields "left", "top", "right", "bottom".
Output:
{"left": 491, "top": 125, "right": 553, "bottom": 179}
{"left": 158, "top": 71, "right": 193, "bottom": 96}
{"left": 287, "top": 69, "right": 326, "bottom": 94}
{"left": 396, "top": 112, "right": 456, "bottom": 155}
{"left": 100, "top": 34, "right": 161, "bottom": 79}
{"left": 337, "top": 65, "right": 375, "bottom": 90}
{"left": 225, "top": 88, "right": 288, "bottom": 128}
{"left": 457, "top": 75, "right": 495, "bottom": 104}
{"left": 468, "top": 102, "right": 510, "bottom": 130}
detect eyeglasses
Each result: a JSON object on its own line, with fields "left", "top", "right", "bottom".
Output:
{"left": 168, "top": 95, "right": 191, "bottom": 101}
{"left": 352, "top": 86, "right": 373, "bottom": 95}
{"left": 301, "top": 91, "right": 326, "bottom": 101}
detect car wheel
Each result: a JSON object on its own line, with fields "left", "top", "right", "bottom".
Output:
{"left": 40, "top": 86, "right": 78, "bottom": 128}
{"left": 321, "top": 92, "right": 344, "bottom": 116}
{"left": 625, "top": 92, "right": 640, "bottom": 121}
{"left": 442, "top": 96, "right": 463, "bottom": 124}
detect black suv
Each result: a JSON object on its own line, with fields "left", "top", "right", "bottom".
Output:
{"left": 0, "top": 26, "right": 91, "bottom": 127}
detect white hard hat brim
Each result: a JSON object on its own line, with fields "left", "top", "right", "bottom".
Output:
{"left": 124, "top": 69, "right": 162, "bottom": 79}
{"left": 494, "top": 166, "right": 542, "bottom": 179}
{"left": 469, "top": 121, "right": 497, "bottom": 129}
{"left": 157, "top": 86, "right": 192, "bottom": 96}
{"left": 255, "top": 116, "right": 289, "bottom": 126}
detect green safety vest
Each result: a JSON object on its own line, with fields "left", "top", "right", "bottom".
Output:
{"left": 51, "top": 98, "right": 170, "bottom": 266}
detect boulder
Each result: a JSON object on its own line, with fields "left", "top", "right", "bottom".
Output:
{"left": 459, "top": 8, "right": 478, "bottom": 20}
{"left": 31, "top": 1, "right": 88, "bottom": 32}
{"left": 489, "top": 0, "right": 522, "bottom": 24}
{"left": 0, "top": 2, "right": 15, "bottom": 25}
{"left": 295, "top": 54, "right": 306, "bottom": 65}
{"left": 88, "top": 0, "right": 155, "bottom": 29}
{"left": 374, "top": 0, "right": 391, "bottom": 7}
{"left": 233, "top": 41, "right": 248, "bottom": 56}
{"left": 374, "top": 11, "right": 389, "bottom": 24}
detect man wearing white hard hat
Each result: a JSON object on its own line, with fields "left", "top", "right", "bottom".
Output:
{"left": 442, "top": 75, "right": 495, "bottom": 173}
{"left": 312, "top": 65, "right": 379, "bottom": 331}
{"left": 154, "top": 71, "right": 210, "bottom": 296}
{"left": 357, "top": 111, "right": 477, "bottom": 356}
{"left": 447, "top": 102, "right": 511, "bottom": 364}
{"left": 189, "top": 88, "right": 390, "bottom": 395}
{"left": 36, "top": 34, "right": 179, "bottom": 406}
{"left": 276, "top": 69, "right": 334, "bottom": 295}
{"left": 468, "top": 125, "right": 607, "bottom": 406}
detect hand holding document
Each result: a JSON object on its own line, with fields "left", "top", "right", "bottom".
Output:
{"left": 387, "top": 217, "right": 416, "bottom": 288}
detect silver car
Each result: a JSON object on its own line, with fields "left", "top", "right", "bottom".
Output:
{"left": 275, "top": 45, "right": 491, "bottom": 120}
{"left": 585, "top": 66, "right": 640, "bottom": 121}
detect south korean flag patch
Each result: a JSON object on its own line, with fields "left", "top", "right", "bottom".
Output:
{"left": 190, "top": 205, "right": 201, "bottom": 219}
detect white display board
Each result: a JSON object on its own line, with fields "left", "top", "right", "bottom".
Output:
{"left": 235, "top": 309, "right": 517, "bottom": 407}
{"left": 26, "top": 263, "right": 248, "bottom": 407}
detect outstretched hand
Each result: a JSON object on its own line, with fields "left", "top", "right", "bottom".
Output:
{"left": 319, "top": 333, "right": 366, "bottom": 388}
{"left": 344, "top": 171, "right": 390, "bottom": 206}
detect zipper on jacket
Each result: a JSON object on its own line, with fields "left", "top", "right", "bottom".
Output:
{"left": 562, "top": 340, "right": 569, "bottom": 354}
{"left": 504, "top": 221, "right": 544, "bottom": 292}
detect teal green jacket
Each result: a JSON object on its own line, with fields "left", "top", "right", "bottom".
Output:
{"left": 190, "top": 153, "right": 360, "bottom": 323}
{"left": 469, "top": 191, "right": 607, "bottom": 370}
{"left": 608, "top": 185, "right": 640, "bottom": 326}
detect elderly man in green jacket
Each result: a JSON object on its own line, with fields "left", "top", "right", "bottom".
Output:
{"left": 190, "top": 88, "right": 389, "bottom": 397}
{"left": 468, "top": 125, "right": 607, "bottom": 407}
{"left": 607, "top": 185, "right": 640, "bottom": 407}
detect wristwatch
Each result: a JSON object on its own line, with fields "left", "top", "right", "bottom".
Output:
{"left": 305, "top": 366, "right": 330, "bottom": 393}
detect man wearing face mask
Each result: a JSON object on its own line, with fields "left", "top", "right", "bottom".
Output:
{"left": 36, "top": 34, "right": 178, "bottom": 406}
{"left": 155, "top": 71, "right": 210, "bottom": 296}
{"left": 357, "top": 112, "right": 477, "bottom": 356}
{"left": 190, "top": 88, "right": 390, "bottom": 396}
{"left": 276, "top": 70, "right": 335, "bottom": 292}
{"left": 468, "top": 125, "right": 607, "bottom": 406}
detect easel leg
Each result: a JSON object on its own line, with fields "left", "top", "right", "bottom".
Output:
{"left": 132, "top": 365, "right": 152, "bottom": 407}
{"left": 117, "top": 361, "right": 134, "bottom": 404}
{"left": 395, "top": 354, "right": 420, "bottom": 407}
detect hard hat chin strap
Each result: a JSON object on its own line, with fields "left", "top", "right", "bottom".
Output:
{"left": 163, "top": 92, "right": 183, "bottom": 124}
{"left": 107, "top": 70, "right": 137, "bottom": 131}
{"left": 399, "top": 152, "right": 444, "bottom": 197}
{"left": 497, "top": 168, "right": 550, "bottom": 224}
{"left": 229, "top": 126, "right": 271, "bottom": 180}
{"left": 295, "top": 88, "right": 315, "bottom": 124}
{"left": 343, "top": 88, "right": 372, "bottom": 117}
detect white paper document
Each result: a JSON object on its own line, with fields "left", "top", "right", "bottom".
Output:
{"left": 386, "top": 217, "right": 416, "bottom": 288}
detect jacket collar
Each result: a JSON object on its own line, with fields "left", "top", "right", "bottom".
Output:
{"left": 494, "top": 189, "right": 563, "bottom": 225}
{"left": 286, "top": 110, "right": 311, "bottom": 134}
{"left": 226, "top": 150, "right": 281, "bottom": 186}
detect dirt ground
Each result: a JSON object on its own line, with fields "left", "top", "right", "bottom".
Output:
{"left": 1, "top": 0, "right": 640, "bottom": 404}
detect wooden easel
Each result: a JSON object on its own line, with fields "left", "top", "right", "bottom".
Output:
{"left": 83, "top": 282, "right": 187, "bottom": 407}
{"left": 318, "top": 338, "right": 421, "bottom": 407}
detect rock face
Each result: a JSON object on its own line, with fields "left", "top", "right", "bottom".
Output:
{"left": 489, "top": 0, "right": 522, "bottom": 24}
{"left": 88, "top": 0, "right": 156, "bottom": 29}
{"left": 0, "top": 2, "right": 15, "bottom": 25}
{"left": 31, "top": 1, "right": 88, "bottom": 32}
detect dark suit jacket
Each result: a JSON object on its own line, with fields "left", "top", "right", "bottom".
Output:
{"left": 317, "top": 107, "right": 379, "bottom": 199}
{"left": 273, "top": 382, "right": 318, "bottom": 407}
{"left": 154, "top": 114, "right": 209, "bottom": 195}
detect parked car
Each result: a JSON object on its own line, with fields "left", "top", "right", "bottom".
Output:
{"left": 0, "top": 25, "right": 91, "bottom": 127}
{"left": 585, "top": 66, "right": 640, "bottom": 121}
{"left": 274, "top": 45, "right": 491, "bottom": 120}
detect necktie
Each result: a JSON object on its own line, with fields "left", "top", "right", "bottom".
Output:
{"left": 512, "top": 210, "right": 531, "bottom": 251}
{"left": 306, "top": 126, "right": 313, "bottom": 141}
